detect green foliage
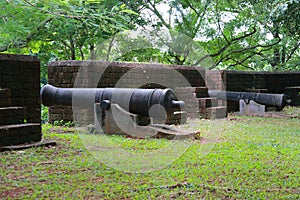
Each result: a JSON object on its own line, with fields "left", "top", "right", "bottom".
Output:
{"left": 0, "top": 0, "right": 139, "bottom": 82}
{"left": 128, "top": 0, "right": 300, "bottom": 70}
{"left": 53, "top": 120, "right": 74, "bottom": 127}
{"left": 283, "top": 106, "right": 300, "bottom": 117}
{"left": 41, "top": 105, "right": 49, "bottom": 124}
{"left": 0, "top": 0, "right": 299, "bottom": 71}
{"left": 117, "top": 47, "right": 171, "bottom": 63}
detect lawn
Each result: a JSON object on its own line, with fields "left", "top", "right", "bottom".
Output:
{"left": 1, "top": 114, "right": 299, "bottom": 199}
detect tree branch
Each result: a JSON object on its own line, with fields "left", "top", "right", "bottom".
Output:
{"left": 194, "top": 27, "right": 257, "bottom": 66}
{"left": 230, "top": 38, "right": 281, "bottom": 54}
{"left": 0, "top": 17, "right": 53, "bottom": 52}
{"left": 187, "top": 0, "right": 200, "bottom": 16}
{"left": 145, "top": 0, "right": 171, "bottom": 29}
{"left": 210, "top": 43, "right": 277, "bottom": 70}
{"left": 106, "top": 33, "right": 117, "bottom": 61}
{"left": 59, "top": 39, "right": 71, "bottom": 50}
{"left": 232, "top": 27, "right": 257, "bottom": 42}
{"left": 286, "top": 41, "right": 300, "bottom": 63}
{"left": 192, "top": 1, "right": 210, "bottom": 38}
{"left": 224, "top": 56, "right": 255, "bottom": 70}
{"left": 22, "top": 0, "right": 114, "bottom": 20}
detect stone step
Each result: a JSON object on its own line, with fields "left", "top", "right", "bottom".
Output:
{"left": 200, "top": 106, "right": 227, "bottom": 119}
{"left": 0, "top": 123, "right": 41, "bottom": 146}
{"left": 185, "top": 107, "right": 200, "bottom": 113}
{"left": 0, "top": 88, "right": 11, "bottom": 107}
{"left": 176, "top": 93, "right": 208, "bottom": 99}
{"left": 175, "top": 87, "right": 228, "bottom": 120}
{"left": 184, "top": 99, "right": 218, "bottom": 109}
{"left": 152, "top": 111, "right": 188, "bottom": 125}
{"left": 175, "top": 87, "right": 208, "bottom": 93}
{"left": 167, "top": 111, "right": 187, "bottom": 125}
{"left": 186, "top": 112, "right": 200, "bottom": 119}
{"left": 0, "top": 88, "right": 11, "bottom": 98}
{"left": 198, "top": 97, "right": 218, "bottom": 108}
{"left": 0, "top": 99, "right": 11, "bottom": 107}
{"left": 176, "top": 93, "right": 198, "bottom": 101}
{"left": 175, "top": 87, "right": 208, "bottom": 98}
{"left": 0, "top": 106, "right": 26, "bottom": 125}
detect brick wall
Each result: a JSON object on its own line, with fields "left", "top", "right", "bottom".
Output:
{"left": 206, "top": 70, "right": 225, "bottom": 90}
{"left": 207, "top": 70, "right": 300, "bottom": 111}
{"left": 205, "top": 70, "right": 226, "bottom": 107}
{"left": 48, "top": 61, "right": 206, "bottom": 123}
{"left": 0, "top": 54, "right": 41, "bottom": 146}
{"left": 0, "top": 54, "right": 40, "bottom": 123}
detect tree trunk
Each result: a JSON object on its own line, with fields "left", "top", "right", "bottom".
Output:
{"left": 90, "top": 44, "right": 95, "bottom": 60}
{"left": 271, "top": 27, "right": 281, "bottom": 70}
{"left": 79, "top": 46, "right": 85, "bottom": 60}
{"left": 106, "top": 35, "right": 116, "bottom": 61}
{"left": 70, "top": 35, "right": 76, "bottom": 60}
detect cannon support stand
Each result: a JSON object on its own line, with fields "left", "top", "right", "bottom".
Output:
{"left": 94, "top": 101, "right": 196, "bottom": 139}
{"left": 239, "top": 99, "right": 265, "bottom": 117}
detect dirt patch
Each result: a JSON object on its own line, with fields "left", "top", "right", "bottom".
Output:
{"left": 264, "top": 112, "right": 299, "bottom": 119}
{"left": 49, "top": 127, "right": 75, "bottom": 134}
{"left": 0, "top": 187, "right": 31, "bottom": 199}
{"left": 228, "top": 107, "right": 300, "bottom": 119}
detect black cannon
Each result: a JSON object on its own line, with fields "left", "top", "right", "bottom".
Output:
{"left": 41, "top": 84, "right": 185, "bottom": 119}
{"left": 208, "top": 90, "right": 289, "bottom": 110}
{"left": 41, "top": 85, "right": 192, "bottom": 138}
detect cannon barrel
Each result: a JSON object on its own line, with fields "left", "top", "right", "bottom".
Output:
{"left": 41, "top": 84, "right": 185, "bottom": 117}
{"left": 208, "top": 90, "right": 288, "bottom": 109}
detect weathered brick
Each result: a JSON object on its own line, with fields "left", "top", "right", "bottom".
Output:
{"left": 0, "top": 123, "right": 41, "bottom": 146}
{"left": 48, "top": 61, "right": 206, "bottom": 124}
{"left": 0, "top": 54, "right": 41, "bottom": 144}
{"left": 0, "top": 107, "right": 26, "bottom": 125}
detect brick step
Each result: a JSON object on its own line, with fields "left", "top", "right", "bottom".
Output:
{"left": 186, "top": 112, "right": 200, "bottom": 119}
{"left": 0, "top": 106, "right": 26, "bottom": 125}
{"left": 0, "top": 88, "right": 11, "bottom": 107}
{"left": 174, "top": 87, "right": 228, "bottom": 120}
{"left": 176, "top": 93, "right": 209, "bottom": 100}
{"left": 200, "top": 106, "right": 227, "bottom": 119}
{"left": 168, "top": 111, "right": 187, "bottom": 125}
{"left": 183, "top": 98, "right": 218, "bottom": 108}
{"left": 175, "top": 87, "right": 208, "bottom": 93}
{"left": 0, "top": 88, "right": 11, "bottom": 98}
{"left": 0, "top": 123, "right": 41, "bottom": 146}
{"left": 175, "top": 87, "right": 209, "bottom": 98}
{"left": 176, "top": 93, "right": 198, "bottom": 100}
{"left": 152, "top": 111, "right": 188, "bottom": 125}
{"left": 198, "top": 97, "right": 218, "bottom": 108}
{"left": 185, "top": 107, "right": 200, "bottom": 113}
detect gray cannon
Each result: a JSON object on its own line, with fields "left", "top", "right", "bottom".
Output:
{"left": 41, "top": 84, "right": 185, "bottom": 117}
{"left": 41, "top": 85, "right": 190, "bottom": 138}
{"left": 208, "top": 90, "right": 289, "bottom": 110}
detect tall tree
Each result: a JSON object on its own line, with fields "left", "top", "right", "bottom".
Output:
{"left": 1, "top": 0, "right": 299, "bottom": 71}
{"left": 0, "top": 0, "right": 138, "bottom": 58}
{"left": 220, "top": 0, "right": 300, "bottom": 70}
{"left": 124, "top": 0, "right": 300, "bottom": 70}
{"left": 0, "top": 0, "right": 138, "bottom": 82}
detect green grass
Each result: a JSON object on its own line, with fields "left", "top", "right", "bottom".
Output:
{"left": 283, "top": 105, "right": 300, "bottom": 117}
{"left": 1, "top": 116, "right": 299, "bottom": 199}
